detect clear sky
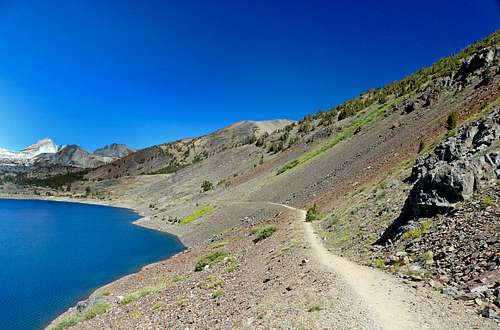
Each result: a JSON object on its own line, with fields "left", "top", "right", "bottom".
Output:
{"left": 0, "top": 0, "right": 498, "bottom": 151}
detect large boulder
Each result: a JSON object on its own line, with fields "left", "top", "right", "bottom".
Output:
{"left": 407, "top": 108, "right": 499, "bottom": 217}
{"left": 407, "top": 161, "right": 475, "bottom": 217}
{"left": 378, "top": 107, "right": 499, "bottom": 244}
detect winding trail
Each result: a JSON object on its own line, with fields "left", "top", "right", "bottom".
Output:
{"left": 215, "top": 201, "right": 494, "bottom": 329}
{"left": 270, "top": 202, "right": 420, "bottom": 329}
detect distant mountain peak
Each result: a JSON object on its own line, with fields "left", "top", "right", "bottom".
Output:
{"left": 94, "top": 143, "right": 135, "bottom": 158}
{"left": 21, "top": 138, "right": 60, "bottom": 155}
{"left": 223, "top": 119, "right": 294, "bottom": 136}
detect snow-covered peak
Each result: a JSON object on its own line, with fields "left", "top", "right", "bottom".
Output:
{"left": 21, "top": 138, "right": 60, "bottom": 157}
{"left": 0, "top": 138, "right": 61, "bottom": 166}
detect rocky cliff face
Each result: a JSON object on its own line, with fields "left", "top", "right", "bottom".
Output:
{"left": 377, "top": 107, "right": 499, "bottom": 244}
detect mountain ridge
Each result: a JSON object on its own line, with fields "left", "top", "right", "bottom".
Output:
{"left": 0, "top": 138, "right": 135, "bottom": 170}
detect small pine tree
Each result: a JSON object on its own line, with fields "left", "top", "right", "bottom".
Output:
{"left": 201, "top": 180, "right": 213, "bottom": 192}
{"left": 305, "top": 204, "right": 321, "bottom": 222}
{"left": 447, "top": 112, "right": 459, "bottom": 130}
{"left": 259, "top": 154, "right": 264, "bottom": 165}
{"left": 418, "top": 139, "right": 427, "bottom": 153}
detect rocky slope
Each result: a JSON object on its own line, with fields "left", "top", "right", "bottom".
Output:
{"left": 86, "top": 119, "right": 293, "bottom": 180}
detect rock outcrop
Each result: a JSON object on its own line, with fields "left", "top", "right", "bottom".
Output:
{"left": 407, "top": 108, "right": 499, "bottom": 217}
{"left": 378, "top": 107, "right": 499, "bottom": 244}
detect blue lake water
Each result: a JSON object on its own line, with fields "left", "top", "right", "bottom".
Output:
{"left": 0, "top": 199, "right": 184, "bottom": 330}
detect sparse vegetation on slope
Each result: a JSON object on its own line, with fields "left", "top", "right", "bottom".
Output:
{"left": 119, "top": 279, "right": 170, "bottom": 305}
{"left": 252, "top": 224, "right": 278, "bottom": 242}
{"left": 51, "top": 302, "right": 109, "bottom": 330}
{"left": 179, "top": 204, "right": 217, "bottom": 225}
{"left": 194, "top": 249, "right": 229, "bottom": 271}
{"left": 277, "top": 98, "right": 400, "bottom": 175}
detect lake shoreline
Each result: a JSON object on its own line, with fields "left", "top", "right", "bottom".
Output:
{"left": 0, "top": 193, "right": 190, "bottom": 245}
{"left": 0, "top": 194, "right": 189, "bottom": 330}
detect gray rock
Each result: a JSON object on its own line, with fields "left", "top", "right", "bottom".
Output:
{"left": 442, "top": 286, "right": 458, "bottom": 297}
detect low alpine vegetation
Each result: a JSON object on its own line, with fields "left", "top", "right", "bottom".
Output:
{"left": 305, "top": 204, "right": 321, "bottom": 222}
{"left": 179, "top": 204, "right": 216, "bottom": 225}
{"left": 252, "top": 224, "right": 278, "bottom": 242}
{"left": 481, "top": 196, "right": 494, "bottom": 208}
{"left": 119, "top": 279, "right": 169, "bottom": 305}
{"left": 402, "top": 220, "right": 431, "bottom": 240}
{"left": 211, "top": 288, "right": 224, "bottom": 299}
{"left": 52, "top": 302, "right": 109, "bottom": 330}
{"left": 194, "top": 249, "right": 229, "bottom": 271}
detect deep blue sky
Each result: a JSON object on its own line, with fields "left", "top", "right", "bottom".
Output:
{"left": 0, "top": 1, "right": 498, "bottom": 151}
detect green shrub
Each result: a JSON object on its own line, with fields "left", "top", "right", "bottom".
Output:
{"left": 305, "top": 204, "right": 321, "bottom": 222}
{"left": 201, "top": 180, "right": 213, "bottom": 192}
{"left": 268, "top": 141, "right": 284, "bottom": 153}
{"left": 403, "top": 227, "right": 422, "bottom": 240}
{"left": 194, "top": 250, "right": 229, "bottom": 271}
{"left": 481, "top": 196, "right": 494, "bottom": 208}
{"left": 374, "top": 258, "right": 386, "bottom": 269}
{"left": 212, "top": 288, "right": 224, "bottom": 299}
{"left": 252, "top": 224, "right": 278, "bottom": 242}
{"left": 243, "top": 134, "right": 257, "bottom": 145}
{"left": 403, "top": 220, "right": 431, "bottom": 240}
{"left": 447, "top": 112, "right": 459, "bottom": 130}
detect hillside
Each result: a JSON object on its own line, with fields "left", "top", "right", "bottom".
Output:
{"left": 1, "top": 31, "right": 498, "bottom": 329}
{"left": 85, "top": 119, "right": 293, "bottom": 180}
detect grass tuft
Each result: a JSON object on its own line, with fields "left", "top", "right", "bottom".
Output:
{"left": 481, "top": 196, "right": 494, "bottom": 208}
{"left": 212, "top": 288, "right": 224, "bottom": 299}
